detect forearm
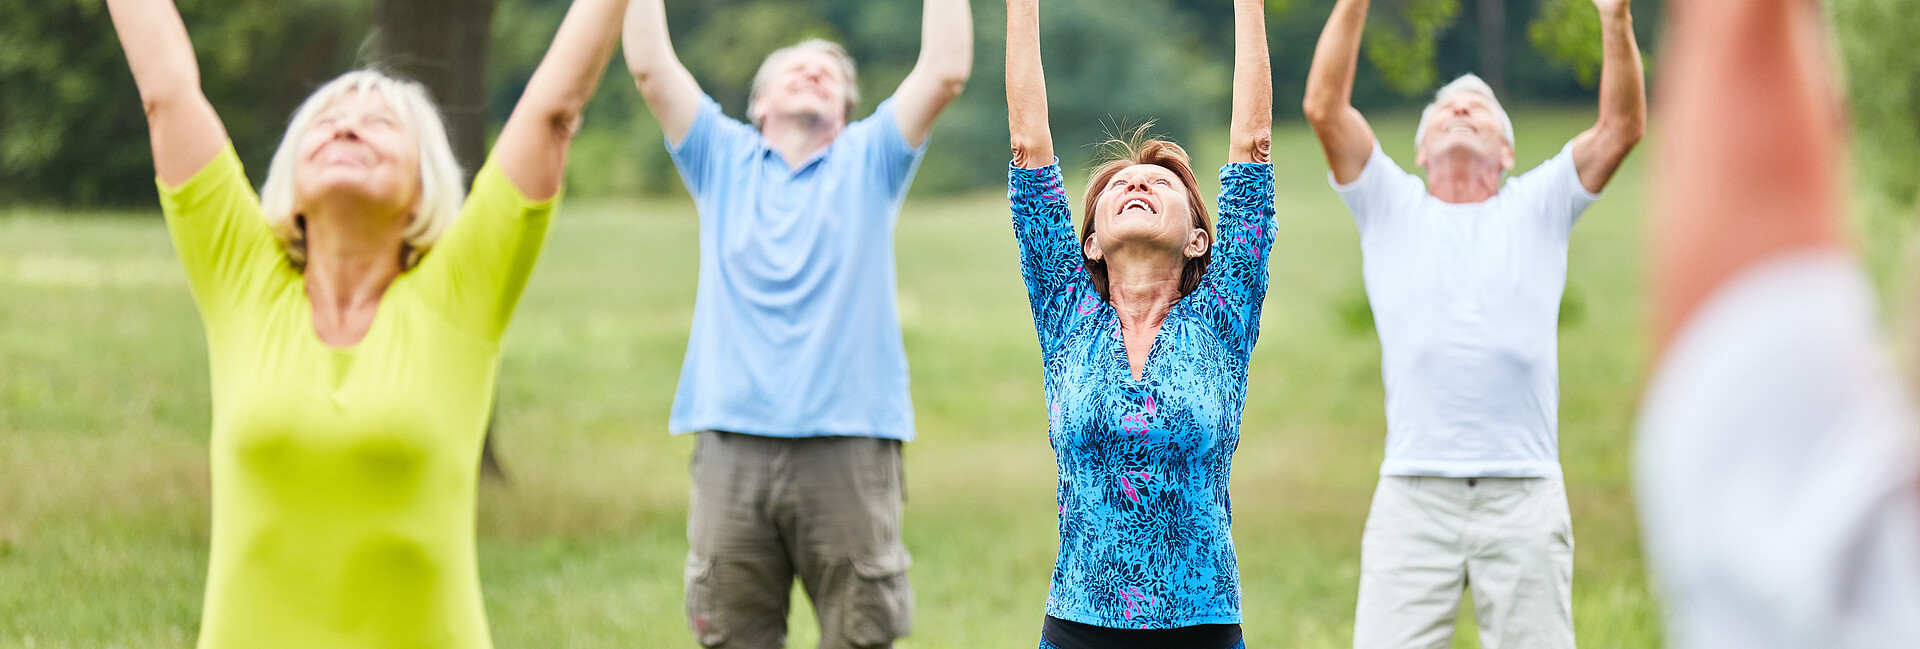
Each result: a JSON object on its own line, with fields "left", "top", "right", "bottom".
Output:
{"left": 892, "top": 0, "right": 974, "bottom": 146}
{"left": 1228, "top": 0, "right": 1272, "bottom": 164}
{"left": 915, "top": 0, "right": 975, "bottom": 90}
{"left": 105, "top": 0, "right": 201, "bottom": 110}
{"left": 522, "top": 0, "right": 628, "bottom": 128}
{"left": 1594, "top": 6, "right": 1645, "bottom": 146}
{"left": 1006, "top": 0, "right": 1052, "bottom": 167}
{"left": 1302, "top": 0, "right": 1367, "bottom": 122}
{"left": 623, "top": 0, "right": 693, "bottom": 99}
{"left": 496, "top": 0, "right": 630, "bottom": 200}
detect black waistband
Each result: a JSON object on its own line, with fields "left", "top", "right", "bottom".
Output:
{"left": 1042, "top": 615, "right": 1243, "bottom": 649}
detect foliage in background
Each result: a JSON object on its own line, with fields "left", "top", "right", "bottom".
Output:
{"left": 0, "top": 0, "right": 1689, "bottom": 204}
{"left": 0, "top": 0, "right": 369, "bottom": 205}
{"left": 1528, "top": 0, "right": 1604, "bottom": 85}
{"left": 1362, "top": 0, "right": 1462, "bottom": 95}
{"left": 1828, "top": 0, "right": 1920, "bottom": 294}
{"left": 1832, "top": 0, "right": 1920, "bottom": 211}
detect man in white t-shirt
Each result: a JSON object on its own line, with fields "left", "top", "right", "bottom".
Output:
{"left": 1637, "top": 1, "right": 1920, "bottom": 648}
{"left": 1302, "top": 0, "right": 1645, "bottom": 647}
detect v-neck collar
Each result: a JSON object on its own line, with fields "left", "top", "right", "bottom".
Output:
{"left": 1107, "top": 300, "right": 1181, "bottom": 384}
{"left": 758, "top": 138, "right": 834, "bottom": 176}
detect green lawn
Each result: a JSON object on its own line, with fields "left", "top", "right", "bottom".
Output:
{"left": 0, "top": 111, "right": 1659, "bottom": 648}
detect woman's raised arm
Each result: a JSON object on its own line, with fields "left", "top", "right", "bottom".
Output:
{"left": 492, "top": 0, "right": 632, "bottom": 201}
{"left": 1228, "top": 0, "right": 1272, "bottom": 165}
{"left": 1006, "top": 0, "right": 1053, "bottom": 169}
{"left": 105, "top": 0, "right": 229, "bottom": 186}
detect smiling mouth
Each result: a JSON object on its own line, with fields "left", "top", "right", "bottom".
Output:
{"left": 1120, "top": 197, "right": 1155, "bottom": 214}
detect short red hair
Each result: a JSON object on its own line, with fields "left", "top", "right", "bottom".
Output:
{"left": 1079, "top": 135, "right": 1213, "bottom": 303}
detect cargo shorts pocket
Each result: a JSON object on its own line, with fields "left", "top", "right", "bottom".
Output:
{"left": 843, "top": 546, "right": 914, "bottom": 648}
{"left": 684, "top": 555, "right": 728, "bottom": 647}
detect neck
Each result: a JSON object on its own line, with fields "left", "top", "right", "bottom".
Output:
{"left": 301, "top": 202, "right": 406, "bottom": 316}
{"left": 1424, "top": 151, "right": 1504, "bottom": 203}
{"left": 1103, "top": 251, "right": 1187, "bottom": 330}
{"left": 761, "top": 113, "right": 840, "bottom": 170}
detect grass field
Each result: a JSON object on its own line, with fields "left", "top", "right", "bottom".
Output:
{"left": 0, "top": 111, "right": 1659, "bottom": 648}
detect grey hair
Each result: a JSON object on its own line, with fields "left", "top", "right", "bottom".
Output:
{"left": 1414, "top": 73, "right": 1517, "bottom": 151}
{"left": 748, "top": 39, "right": 860, "bottom": 128}
{"left": 259, "top": 69, "right": 464, "bottom": 272}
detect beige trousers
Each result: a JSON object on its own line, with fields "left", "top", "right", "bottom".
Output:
{"left": 1353, "top": 476, "right": 1575, "bottom": 649}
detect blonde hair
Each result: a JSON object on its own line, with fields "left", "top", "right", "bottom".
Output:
{"left": 1414, "top": 73, "right": 1517, "bottom": 152}
{"left": 259, "top": 69, "right": 464, "bottom": 271}
{"left": 748, "top": 39, "right": 860, "bottom": 129}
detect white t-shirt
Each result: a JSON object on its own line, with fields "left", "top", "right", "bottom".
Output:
{"left": 1637, "top": 251, "right": 1920, "bottom": 649}
{"left": 1334, "top": 140, "right": 1600, "bottom": 478}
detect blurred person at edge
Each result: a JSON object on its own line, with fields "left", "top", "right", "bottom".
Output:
{"left": 102, "top": 0, "right": 629, "bottom": 645}
{"left": 620, "top": 1, "right": 972, "bottom": 647}
{"left": 1006, "top": 0, "right": 1275, "bottom": 647}
{"left": 1302, "top": 0, "right": 1646, "bottom": 647}
{"left": 1636, "top": 0, "right": 1920, "bottom": 647}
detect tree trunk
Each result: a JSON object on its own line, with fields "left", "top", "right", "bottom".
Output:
{"left": 1478, "top": 0, "right": 1506, "bottom": 96}
{"left": 367, "top": 0, "right": 496, "bottom": 180}
{"left": 367, "top": 0, "right": 505, "bottom": 480}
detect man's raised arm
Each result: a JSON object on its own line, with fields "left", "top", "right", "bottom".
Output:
{"left": 892, "top": 0, "right": 974, "bottom": 148}
{"left": 623, "top": 0, "right": 705, "bottom": 145}
{"left": 1302, "top": 0, "right": 1377, "bottom": 184}
{"left": 1569, "top": 0, "right": 1647, "bottom": 194}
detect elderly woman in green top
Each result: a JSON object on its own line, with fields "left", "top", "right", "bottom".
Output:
{"left": 103, "top": 0, "right": 627, "bottom": 646}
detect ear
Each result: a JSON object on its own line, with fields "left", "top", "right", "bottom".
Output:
{"left": 1500, "top": 145, "right": 1516, "bottom": 172}
{"left": 1182, "top": 228, "right": 1209, "bottom": 259}
{"left": 1082, "top": 234, "right": 1105, "bottom": 262}
{"left": 1414, "top": 145, "right": 1427, "bottom": 168}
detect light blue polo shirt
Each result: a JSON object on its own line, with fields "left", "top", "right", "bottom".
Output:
{"left": 664, "top": 95, "right": 927, "bottom": 440}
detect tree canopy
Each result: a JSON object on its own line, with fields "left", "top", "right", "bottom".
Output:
{"left": 3, "top": 0, "right": 1912, "bottom": 207}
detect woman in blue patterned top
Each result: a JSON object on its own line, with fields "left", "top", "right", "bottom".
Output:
{"left": 1006, "top": 1, "right": 1274, "bottom": 647}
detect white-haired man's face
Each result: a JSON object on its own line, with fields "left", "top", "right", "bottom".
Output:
{"left": 1416, "top": 93, "right": 1515, "bottom": 172}
{"left": 750, "top": 49, "right": 851, "bottom": 131}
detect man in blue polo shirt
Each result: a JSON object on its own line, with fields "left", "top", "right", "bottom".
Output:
{"left": 622, "top": 1, "right": 972, "bottom": 647}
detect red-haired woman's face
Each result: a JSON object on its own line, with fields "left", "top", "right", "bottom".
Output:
{"left": 1086, "top": 163, "right": 1202, "bottom": 262}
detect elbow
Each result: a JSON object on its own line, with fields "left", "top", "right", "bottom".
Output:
{"left": 939, "top": 74, "right": 970, "bottom": 103}
{"left": 139, "top": 87, "right": 194, "bottom": 121}
{"left": 541, "top": 96, "right": 592, "bottom": 139}
{"left": 1302, "top": 98, "right": 1332, "bottom": 127}
{"left": 1605, "top": 115, "right": 1647, "bottom": 151}
{"left": 1231, "top": 129, "right": 1273, "bottom": 164}
{"left": 1623, "top": 117, "right": 1647, "bottom": 148}
{"left": 1010, "top": 134, "right": 1049, "bottom": 166}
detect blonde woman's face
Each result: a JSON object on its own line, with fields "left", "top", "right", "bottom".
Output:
{"left": 294, "top": 91, "right": 420, "bottom": 223}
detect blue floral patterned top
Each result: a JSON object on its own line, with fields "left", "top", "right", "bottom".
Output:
{"left": 1009, "top": 160, "right": 1276, "bottom": 629}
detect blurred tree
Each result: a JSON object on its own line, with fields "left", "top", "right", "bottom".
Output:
{"left": 366, "top": 0, "right": 497, "bottom": 181}
{"left": 1478, "top": 0, "right": 1504, "bottom": 93}
{"left": 0, "top": 0, "right": 367, "bottom": 205}
{"left": 1832, "top": 0, "right": 1920, "bottom": 210}
{"left": 1364, "top": 0, "right": 1462, "bottom": 95}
